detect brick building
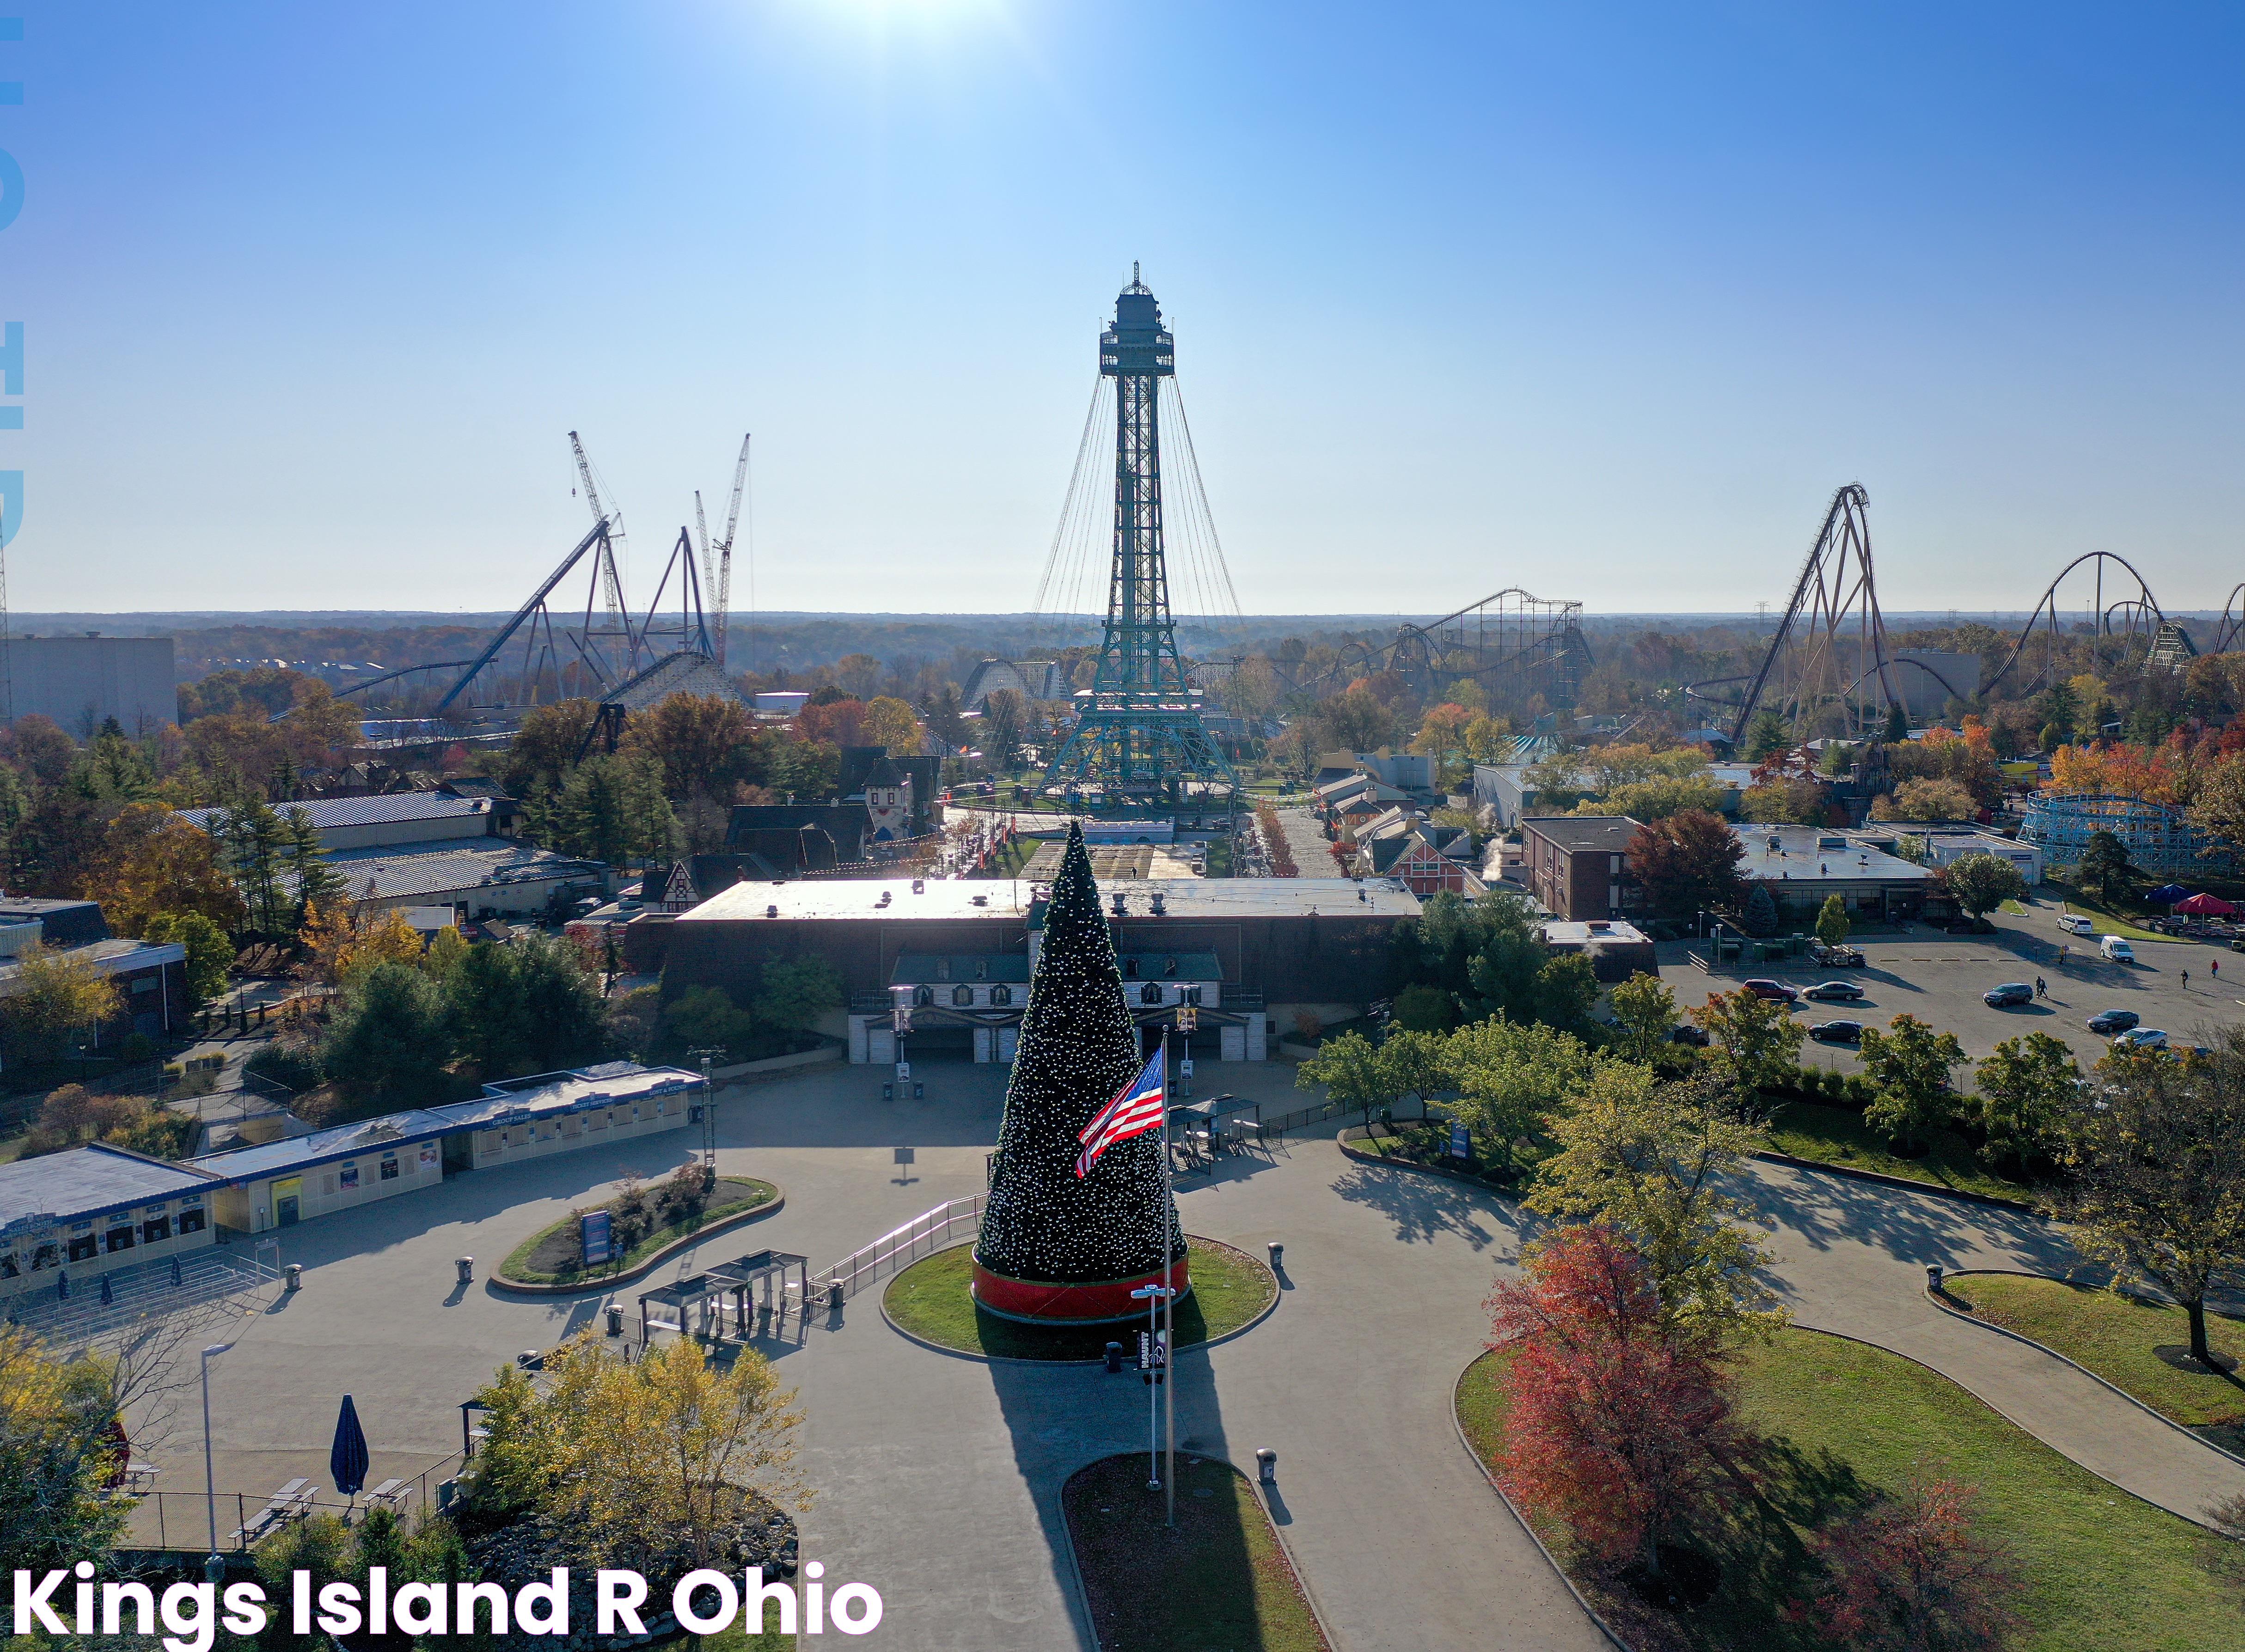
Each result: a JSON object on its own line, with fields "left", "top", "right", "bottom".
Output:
{"left": 1520, "top": 816, "right": 1643, "bottom": 920}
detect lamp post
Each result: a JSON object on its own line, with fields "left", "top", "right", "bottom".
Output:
{"left": 890, "top": 986, "right": 913, "bottom": 1091}
{"left": 201, "top": 1341, "right": 235, "bottom": 1580}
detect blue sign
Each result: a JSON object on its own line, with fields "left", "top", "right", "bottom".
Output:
{"left": 1449, "top": 1121, "right": 1470, "bottom": 1159}
{"left": 581, "top": 1210, "right": 613, "bottom": 1267}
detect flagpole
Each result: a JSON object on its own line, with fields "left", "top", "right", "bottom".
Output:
{"left": 1162, "top": 1025, "right": 1175, "bottom": 1530}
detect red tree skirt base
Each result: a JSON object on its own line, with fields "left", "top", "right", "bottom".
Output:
{"left": 971, "top": 1251, "right": 1194, "bottom": 1324}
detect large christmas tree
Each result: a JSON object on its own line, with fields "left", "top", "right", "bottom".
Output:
{"left": 973, "top": 821, "right": 1186, "bottom": 1319}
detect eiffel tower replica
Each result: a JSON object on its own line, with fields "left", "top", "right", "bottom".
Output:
{"left": 1040, "top": 268, "right": 1240, "bottom": 815}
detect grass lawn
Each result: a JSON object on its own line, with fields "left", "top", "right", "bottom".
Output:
{"left": 1064, "top": 1453, "right": 1327, "bottom": 1652}
{"left": 2001, "top": 898, "right": 2031, "bottom": 915}
{"left": 1767, "top": 1100, "right": 2034, "bottom": 1203}
{"left": 2049, "top": 883, "right": 2173, "bottom": 944}
{"left": 883, "top": 1237, "right": 1274, "bottom": 1360}
{"left": 497, "top": 1176, "right": 779, "bottom": 1286}
{"left": 1458, "top": 1330, "right": 2245, "bottom": 1651}
{"left": 1946, "top": 1274, "right": 2245, "bottom": 1453}
{"left": 973, "top": 837, "right": 1037, "bottom": 879}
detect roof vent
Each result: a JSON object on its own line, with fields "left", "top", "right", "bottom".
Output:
{"left": 970, "top": 893, "right": 988, "bottom": 907}
{"left": 911, "top": 878, "right": 925, "bottom": 894}
{"left": 1150, "top": 892, "right": 1166, "bottom": 914}
{"left": 1112, "top": 894, "right": 1127, "bottom": 915}
{"left": 765, "top": 904, "right": 779, "bottom": 918}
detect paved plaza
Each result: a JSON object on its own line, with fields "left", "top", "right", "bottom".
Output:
{"left": 118, "top": 1052, "right": 2245, "bottom": 1650}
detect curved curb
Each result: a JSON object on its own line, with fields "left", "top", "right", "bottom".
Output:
{"left": 1055, "top": 1450, "right": 1336, "bottom": 1652}
{"left": 1450, "top": 1349, "right": 1636, "bottom": 1652}
{"left": 1795, "top": 1319, "right": 2233, "bottom": 1536}
{"left": 878, "top": 1236, "right": 1280, "bottom": 1366}
{"left": 1750, "top": 1149, "right": 2042, "bottom": 1215}
{"left": 488, "top": 1186, "right": 787, "bottom": 1296}
{"left": 1335, "top": 1136, "right": 1523, "bottom": 1197}
{"left": 1927, "top": 1269, "right": 2245, "bottom": 1474}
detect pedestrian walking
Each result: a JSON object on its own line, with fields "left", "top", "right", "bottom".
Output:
{"left": 2058, "top": 943, "right": 2068, "bottom": 966}
{"left": 2036, "top": 976, "right": 2047, "bottom": 997}
{"left": 2213, "top": 957, "right": 2221, "bottom": 980}
{"left": 2181, "top": 969, "right": 2190, "bottom": 990}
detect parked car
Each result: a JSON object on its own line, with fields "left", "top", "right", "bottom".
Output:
{"left": 1809, "top": 1020, "right": 1864, "bottom": 1044}
{"left": 2085, "top": 1009, "right": 2141, "bottom": 1035}
{"left": 2058, "top": 912, "right": 2096, "bottom": 935}
{"left": 1670, "top": 1024, "right": 1710, "bottom": 1048}
{"left": 1741, "top": 979, "right": 1799, "bottom": 1002}
{"left": 2100, "top": 936, "right": 2137, "bottom": 964}
{"left": 1982, "top": 982, "right": 2034, "bottom": 1007}
{"left": 1802, "top": 980, "right": 1865, "bottom": 1002}
{"left": 2111, "top": 1027, "right": 2169, "bottom": 1051}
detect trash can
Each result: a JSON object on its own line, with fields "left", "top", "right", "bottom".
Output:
{"left": 1105, "top": 1341, "right": 1124, "bottom": 1374}
{"left": 605, "top": 1304, "right": 624, "bottom": 1337}
{"left": 1256, "top": 1448, "right": 1277, "bottom": 1484}
{"left": 1925, "top": 1264, "right": 1943, "bottom": 1294}
{"left": 456, "top": 1257, "right": 474, "bottom": 1286}
{"left": 827, "top": 1281, "right": 845, "bottom": 1311}
{"left": 283, "top": 1263, "right": 302, "bottom": 1292}
{"left": 1267, "top": 1241, "right": 1284, "bottom": 1272}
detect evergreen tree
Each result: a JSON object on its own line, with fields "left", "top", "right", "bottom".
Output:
{"left": 280, "top": 804, "right": 348, "bottom": 924}
{"left": 1740, "top": 882, "right": 1779, "bottom": 937}
{"left": 220, "top": 799, "right": 290, "bottom": 933}
{"left": 1884, "top": 701, "right": 1908, "bottom": 743}
{"left": 975, "top": 822, "right": 1181, "bottom": 1284}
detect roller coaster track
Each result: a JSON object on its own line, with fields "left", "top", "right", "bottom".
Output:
{"left": 1977, "top": 551, "right": 2163, "bottom": 699}
{"left": 1683, "top": 484, "right": 1970, "bottom": 742}
{"left": 1273, "top": 587, "right": 1590, "bottom": 706}
{"left": 2214, "top": 583, "right": 2245, "bottom": 656}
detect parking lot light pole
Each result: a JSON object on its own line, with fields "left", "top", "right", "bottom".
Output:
{"left": 201, "top": 1342, "right": 235, "bottom": 1579}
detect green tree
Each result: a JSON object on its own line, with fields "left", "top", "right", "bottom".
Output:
{"left": 512, "top": 934, "right": 608, "bottom": 1070}
{"left": 0, "top": 1326, "right": 130, "bottom": 1571}
{"left": 1814, "top": 894, "right": 1850, "bottom": 949}
{"left": 664, "top": 985, "right": 758, "bottom": 1058}
{"left": 1884, "top": 701, "right": 1909, "bottom": 743}
{"left": 1607, "top": 971, "right": 1678, "bottom": 1066}
{"left": 1297, "top": 1028, "right": 1395, "bottom": 1116}
{"left": 1941, "top": 851, "right": 2027, "bottom": 920}
{"left": 0, "top": 943, "right": 123, "bottom": 1065}
{"left": 1526, "top": 1067, "right": 1785, "bottom": 1344}
{"left": 448, "top": 939, "right": 532, "bottom": 1075}
{"left": 1388, "top": 888, "right": 1547, "bottom": 1023}
{"left": 1687, "top": 986, "right": 1806, "bottom": 1103}
{"left": 1533, "top": 952, "right": 1601, "bottom": 1036}
{"left": 1973, "top": 1032, "right": 2080, "bottom": 1170}
{"left": 2059, "top": 1030, "right": 2245, "bottom": 1368}
{"left": 280, "top": 803, "right": 349, "bottom": 923}
{"left": 219, "top": 797, "right": 292, "bottom": 933}
{"left": 1744, "top": 708, "right": 1791, "bottom": 761}
{"left": 140, "top": 910, "right": 232, "bottom": 1006}
{"left": 1740, "top": 882, "right": 1779, "bottom": 937}
{"left": 2076, "top": 828, "right": 2135, "bottom": 907}
{"left": 1857, "top": 1014, "right": 1967, "bottom": 1151}
{"left": 1390, "top": 982, "right": 1456, "bottom": 1031}
{"left": 551, "top": 749, "right": 680, "bottom": 866}
{"left": 1441, "top": 1016, "right": 1599, "bottom": 1171}
{"left": 323, "top": 960, "right": 452, "bottom": 1103}
{"left": 752, "top": 955, "right": 844, "bottom": 1035}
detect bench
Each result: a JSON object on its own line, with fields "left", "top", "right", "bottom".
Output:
{"left": 228, "top": 1477, "right": 312, "bottom": 1545}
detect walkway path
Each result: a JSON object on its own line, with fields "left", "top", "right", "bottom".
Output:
{"left": 1738, "top": 1158, "right": 2245, "bottom": 1525}
{"left": 1267, "top": 805, "right": 1339, "bottom": 878}
{"left": 129, "top": 1059, "right": 2245, "bottom": 1650}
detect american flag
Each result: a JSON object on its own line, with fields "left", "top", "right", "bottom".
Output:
{"left": 1074, "top": 1047, "right": 1166, "bottom": 1178}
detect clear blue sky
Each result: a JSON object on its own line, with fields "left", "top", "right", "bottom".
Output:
{"left": 5, "top": 2, "right": 2240, "bottom": 616}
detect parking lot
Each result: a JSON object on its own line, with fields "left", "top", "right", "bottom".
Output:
{"left": 1661, "top": 890, "right": 2245, "bottom": 1072}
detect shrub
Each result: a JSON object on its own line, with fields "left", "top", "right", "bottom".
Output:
{"left": 1391, "top": 983, "right": 1455, "bottom": 1032}
{"left": 655, "top": 1161, "right": 716, "bottom": 1226}
{"left": 245, "top": 1041, "right": 323, "bottom": 1091}
{"left": 1795, "top": 1475, "right": 2026, "bottom": 1649}
{"left": 611, "top": 1174, "right": 653, "bottom": 1251}
{"left": 117, "top": 1032, "right": 159, "bottom": 1065}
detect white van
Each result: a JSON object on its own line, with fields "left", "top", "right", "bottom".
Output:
{"left": 2100, "top": 935, "right": 2136, "bottom": 964}
{"left": 2058, "top": 913, "right": 2095, "bottom": 935}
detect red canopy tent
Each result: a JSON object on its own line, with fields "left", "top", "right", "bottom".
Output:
{"left": 2172, "top": 892, "right": 2237, "bottom": 916}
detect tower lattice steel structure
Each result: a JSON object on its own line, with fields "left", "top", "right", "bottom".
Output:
{"left": 1042, "top": 271, "right": 1238, "bottom": 808}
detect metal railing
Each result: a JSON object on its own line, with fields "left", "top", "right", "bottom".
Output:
{"left": 4, "top": 1242, "right": 283, "bottom": 1348}
{"left": 121, "top": 1449, "right": 468, "bottom": 1557}
{"left": 794, "top": 1195, "right": 983, "bottom": 1306}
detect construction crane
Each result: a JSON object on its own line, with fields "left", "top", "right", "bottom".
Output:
{"left": 568, "top": 430, "right": 629, "bottom": 622}
{"left": 713, "top": 433, "right": 748, "bottom": 669}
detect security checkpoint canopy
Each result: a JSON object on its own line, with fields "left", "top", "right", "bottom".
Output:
{"left": 637, "top": 1247, "right": 809, "bottom": 1342}
{"left": 1167, "top": 1093, "right": 1260, "bottom": 1124}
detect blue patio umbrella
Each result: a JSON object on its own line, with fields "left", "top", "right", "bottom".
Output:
{"left": 330, "top": 1394, "right": 370, "bottom": 1500}
{"left": 99, "top": 1273, "right": 113, "bottom": 1305}
{"left": 2145, "top": 883, "right": 2193, "bottom": 904}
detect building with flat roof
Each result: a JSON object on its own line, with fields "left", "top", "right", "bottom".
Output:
{"left": 1732, "top": 824, "right": 1935, "bottom": 918}
{"left": 0, "top": 1143, "right": 221, "bottom": 1299}
{"left": 644, "top": 875, "right": 1421, "bottom": 1065}
{"left": 191, "top": 1063, "right": 703, "bottom": 1235}
{"left": 1540, "top": 920, "right": 1659, "bottom": 982}
{"left": 1521, "top": 816, "right": 1643, "bottom": 920}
